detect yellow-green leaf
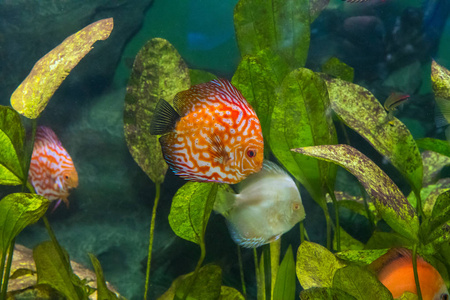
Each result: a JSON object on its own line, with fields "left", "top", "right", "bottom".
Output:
{"left": 88, "top": 253, "right": 119, "bottom": 300}
{"left": 0, "top": 106, "right": 25, "bottom": 185}
{"left": 292, "top": 145, "right": 419, "bottom": 242}
{"left": 416, "top": 138, "right": 450, "bottom": 159}
{"left": 323, "top": 76, "right": 423, "bottom": 194}
{"left": 333, "top": 227, "right": 364, "bottom": 252}
{"left": 219, "top": 286, "right": 245, "bottom": 300}
{"left": 168, "top": 182, "right": 218, "bottom": 245}
{"left": 335, "top": 249, "right": 389, "bottom": 266}
{"left": 296, "top": 241, "right": 346, "bottom": 289}
{"left": 124, "top": 38, "right": 190, "bottom": 184}
{"left": 321, "top": 57, "right": 354, "bottom": 82}
{"left": 300, "top": 287, "right": 356, "bottom": 300}
{"left": 11, "top": 18, "right": 114, "bottom": 119}
{"left": 431, "top": 60, "right": 450, "bottom": 99}
{"left": 273, "top": 245, "right": 296, "bottom": 300}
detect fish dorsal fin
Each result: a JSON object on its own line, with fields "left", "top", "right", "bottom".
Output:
{"left": 237, "top": 160, "right": 290, "bottom": 192}
{"left": 369, "top": 248, "right": 423, "bottom": 275}
{"left": 173, "top": 79, "right": 249, "bottom": 116}
{"left": 150, "top": 99, "right": 181, "bottom": 135}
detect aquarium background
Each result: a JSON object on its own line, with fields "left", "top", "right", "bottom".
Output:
{"left": 1, "top": 0, "right": 450, "bottom": 299}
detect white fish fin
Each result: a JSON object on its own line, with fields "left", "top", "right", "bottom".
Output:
{"left": 227, "top": 221, "right": 267, "bottom": 248}
{"left": 213, "top": 190, "right": 236, "bottom": 217}
{"left": 435, "top": 98, "right": 450, "bottom": 128}
{"left": 237, "top": 160, "right": 289, "bottom": 192}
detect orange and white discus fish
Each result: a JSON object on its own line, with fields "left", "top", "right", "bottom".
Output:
{"left": 150, "top": 79, "right": 264, "bottom": 184}
{"left": 371, "top": 248, "right": 449, "bottom": 300}
{"left": 28, "top": 126, "right": 78, "bottom": 210}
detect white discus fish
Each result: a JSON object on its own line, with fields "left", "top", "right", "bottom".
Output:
{"left": 214, "top": 161, "right": 305, "bottom": 248}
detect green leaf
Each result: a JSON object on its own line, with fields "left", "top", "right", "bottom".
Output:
{"left": 421, "top": 150, "right": 450, "bottom": 187}
{"left": 332, "top": 265, "right": 393, "bottom": 300}
{"left": 300, "top": 287, "right": 356, "bottom": 300}
{"left": 88, "top": 253, "right": 119, "bottom": 300}
{"left": 124, "top": 38, "right": 190, "bottom": 184}
{"left": 321, "top": 57, "right": 354, "bottom": 82}
{"left": 421, "top": 190, "right": 450, "bottom": 244}
{"left": 327, "top": 192, "right": 380, "bottom": 223}
{"left": 232, "top": 51, "right": 289, "bottom": 152}
{"left": 159, "top": 265, "right": 222, "bottom": 300}
{"left": 333, "top": 227, "right": 364, "bottom": 251}
{"left": 11, "top": 18, "right": 114, "bottom": 119}
{"left": 273, "top": 245, "right": 295, "bottom": 300}
{"left": 0, "top": 106, "right": 25, "bottom": 185}
{"left": 0, "top": 193, "right": 49, "bottom": 255}
{"left": 397, "top": 292, "right": 419, "bottom": 300}
{"left": 364, "top": 231, "right": 413, "bottom": 250}
{"left": 189, "top": 69, "right": 217, "bottom": 85}
{"left": 416, "top": 138, "right": 450, "bottom": 158}
{"left": 309, "top": 0, "right": 331, "bottom": 22}
{"left": 431, "top": 60, "right": 450, "bottom": 99}
{"left": 270, "top": 68, "right": 337, "bottom": 205}
{"left": 335, "top": 249, "right": 389, "bottom": 266}
{"left": 323, "top": 76, "right": 423, "bottom": 194}
{"left": 234, "top": 0, "right": 310, "bottom": 68}
{"left": 168, "top": 182, "right": 218, "bottom": 245}
{"left": 292, "top": 145, "right": 419, "bottom": 242}
{"left": 33, "top": 241, "right": 87, "bottom": 300}
{"left": 219, "top": 286, "right": 245, "bottom": 300}
{"left": 296, "top": 241, "right": 346, "bottom": 289}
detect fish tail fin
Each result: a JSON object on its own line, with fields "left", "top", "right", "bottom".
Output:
{"left": 150, "top": 99, "right": 180, "bottom": 135}
{"left": 435, "top": 97, "right": 450, "bottom": 128}
{"left": 213, "top": 190, "right": 237, "bottom": 217}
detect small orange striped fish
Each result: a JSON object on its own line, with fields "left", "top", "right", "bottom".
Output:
{"left": 150, "top": 79, "right": 264, "bottom": 184}
{"left": 371, "top": 248, "right": 449, "bottom": 300}
{"left": 28, "top": 126, "right": 78, "bottom": 210}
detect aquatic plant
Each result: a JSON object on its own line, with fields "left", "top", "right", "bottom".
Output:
{"left": 0, "top": 18, "right": 121, "bottom": 299}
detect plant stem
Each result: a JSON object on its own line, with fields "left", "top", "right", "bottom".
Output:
{"left": 299, "top": 221, "right": 305, "bottom": 243}
{"left": 237, "top": 245, "right": 247, "bottom": 298}
{"left": 327, "top": 188, "right": 340, "bottom": 252}
{"left": 413, "top": 187, "right": 424, "bottom": 220}
{"left": 180, "top": 236, "right": 206, "bottom": 300}
{"left": 0, "top": 238, "right": 15, "bottom": 299}
{"left": 412, "top": 244, "right": 423, "bottom": 300}
{"left": 359, "top": 183, "right": 375, "bottom": 233}
{"left": 144, "top": 183, "right": 161, "bottom": 300}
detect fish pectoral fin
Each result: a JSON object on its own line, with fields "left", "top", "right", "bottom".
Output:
{"left": 150, "top": 99, "right": 180, "bottom": 135}
{"left": 207, "top": 134, "right": 230, "bottom": 165}
{"left": 268, "top": 234, "right": 281, "bottom": 243}
{"left": 61, "top": 197, "right": 70, "bottom": 208}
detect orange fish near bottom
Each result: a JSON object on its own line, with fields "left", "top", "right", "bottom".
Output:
{"left": 371, "top": 248, "right": 449, "bottom": 300}
{"left": 28, "top": 126, "right": 78, "bottom": 210}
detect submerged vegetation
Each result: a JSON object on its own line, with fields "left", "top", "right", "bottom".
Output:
{"left": 1, "top": 0, "right": 450, "bottom": 300}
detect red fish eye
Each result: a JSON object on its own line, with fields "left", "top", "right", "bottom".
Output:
{"left": 247, "top": 149, "right": 256, "bottom": 158}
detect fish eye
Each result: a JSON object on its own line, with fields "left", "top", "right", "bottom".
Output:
{"left": 293, "top": 203, "right": 300, "bottom": 210}
{"left": 441, "top": 294, "right": 449, "bottom": 300}
{"left": 64, "top": 175, "right": 69, "bottom": 180}
{"left": 246, "top": 149, "right": 256, "bottom": 158}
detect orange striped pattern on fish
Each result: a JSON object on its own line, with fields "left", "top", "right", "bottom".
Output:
{"left": 150, "top": 79, "right": 264, "bottom": 184}
{"left": 28, "top": 126, "right": 78, "bottom": 210}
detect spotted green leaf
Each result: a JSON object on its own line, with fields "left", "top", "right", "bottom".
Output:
{"left": 124, "top": 38, "right": 190, "bottom": 184}
{"left": 321, "top": 57, "right": 354, "bottom": 82}
{"left": 0, "top": 193, "right": 49, "bottom": 256}
{"left": 0, "top": 106, "right": 25, "bottom": 185}
{"left": 332, "top": 265, "right": 393, "bottom": 300}
{"left": 296, "top": 241, "right": 346, "bottom": 289}
{"left": 271, "top": 68, "right": 337, "bottom": 206}
{"left": 335, "top": 249, "right": 389, "bottom": 266}
{"left": 33, "top": 241, "right": 87, "bottom": 300}
{"left": 234, "top": 0, "right": 310, "bottom": 68}
{"left": 323, "top": 76, "right": 423, "bottom": 194}
{"left": 292, "top": 145, "right": 419, "bottom": 242}
{"left": 11, "top": 18, "right": 113, "bottom": 119}
{"left": 421, "top": 190, "right": 450, "bottom": 244}
{"left": 431, "top": 60, "right": 450, "bottom": 99}
{"left": 300, "top": 287, "right": 356, "bottom": 300}
{"left": 168, "top": 182, "right": 218, "bottom": 245}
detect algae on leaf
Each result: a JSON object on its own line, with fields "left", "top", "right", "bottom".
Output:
{"left": 168, "top": 182, "right": 218, "bottom": 245}
{"left": 11, "top": 18, "right": 113, "bottom": 119}
{"left": 300, "top": 287, "right": 356, "bottom": 300}
{"left": 321, "top": 57, "right": 354, "bottom": 82}
{"left": 292, "top": 145, "right": 419, "bottom": 242}
{"left": 431, "top": 60, "right": 450, "bottom": 100}
{"left": 124, "top": 38, "right": 190, "bottom": 184}
{"left": 234, "top": 0, "right": 310, "bottom": 68}
{"left": 270, "top": 68, "right": 337, "bottom": 205}
{"left": 0, "top": 106, "right": 25, "bottom": 185}
{"left": 323, "top": 76, "right": 423, "bottom": 194}
{"left": 296, "top": 241, "right": 346, "bottom": 289}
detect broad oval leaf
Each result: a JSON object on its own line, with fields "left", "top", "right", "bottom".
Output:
{"left": 273, "top": 245, "right": 296, "bottom": 300}
{"left": 88, "top": 253, "right": 119, "bottom": 300}
{"left": 234, "top": 0, "right": 310, "bottom": 68}
{"left": 420, "top": 150, "right": 450, "bottom": 187}
{"left": 422, "top": 190, "right": 450, "bottom": 244}
{"left": 0, "top": 106, "right": 25, "bottom": 185}
{"left": 431, "top": 60, "right": 450, "bottom": 99}
{"left": 124, "top": 38, "right": 190, "bottom": 184}
{"left": 292, "top": 144, "right": 419, "bottom": 242}
{"left": 332, "top": 265, "right": 393, "bottom": 300}
{"left": 323, "top": 76, "right": 423, "bottom": 194}
{"left": 168, "top": 182, "right": 218, "bottom": 245}
{"left": 11, "top": 18, "right": 113, "bottom": 119}
{"left": 220, "top": 286, "right": 245, "bottom": 300}
{"left": 296, "top": 241, "right": 346, "bottom": 289}
{"left": 321, "top": 57, "right": 354, "bottom": 82}
{"left": 300, "top": 287, "right": 356, "bottom": 300}
{"left": 335, "top": 249, "right": 389, "bottom": 266}
{"left": 189, "top": 69, "right": 217, "bottom": 85}
{"left": 33, "top": 241, "right": 87, "bottom": 300}
{"left": 270, "top": 68, "right": 337, "bottom": 205}
{"left": 0, "top": 193, "right": 49, "bottom": 255}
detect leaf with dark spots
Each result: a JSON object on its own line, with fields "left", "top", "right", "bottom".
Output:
{"left": 322, "top": 76, "right": 423, "bottom": 194}
{"left": 292, "top": 144, "right": 419, "bottom": 242}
